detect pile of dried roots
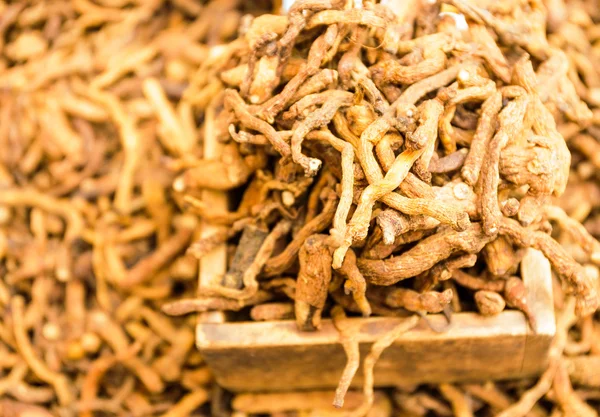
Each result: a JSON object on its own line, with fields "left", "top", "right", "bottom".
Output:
{"left": 1, "top": 0, "right": 600, "bottom": 416}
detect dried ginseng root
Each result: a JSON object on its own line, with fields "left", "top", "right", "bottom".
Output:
{"left": 499, "top": 218, "right": 599, "bottom": 317}
{"left": 336, "top": 248, "right": 372, "bottom": 317}
{"left": 348, "top": 315, "right": 421, "bottom": 417}
{"left": 295, "top": 234, "right": 333, "bottom": 331}
{"left": 331, "top": 306, "right": 360, "bottom": 409}
{"left": 504, "top": 277, "right": 537, "bottom": 330}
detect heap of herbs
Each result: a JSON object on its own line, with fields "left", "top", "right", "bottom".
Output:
{"left": 160, "top": 0, "right": 600, "bottom": 413}
{"left": 166, "top": 0, "right": 599, "bottom": 325}
{"left": 2, "top": 0, "right": 600, "bottom": 416}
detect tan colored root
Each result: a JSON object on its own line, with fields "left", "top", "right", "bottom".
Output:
{"left": 337, "top": 249, "right": 371, "bottom": 317}
{"left": 331, "top": 306, "right": 360, "bottom": 409}
{"left": 12, "top": 296, "right": 73, "bottom": 406}
{"left": 348, "top": 315, "right": 420, "bottom": 417}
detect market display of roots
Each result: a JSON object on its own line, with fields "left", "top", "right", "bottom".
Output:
{"left": 1, "top": 0, "right": 600, "bottom": 416}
